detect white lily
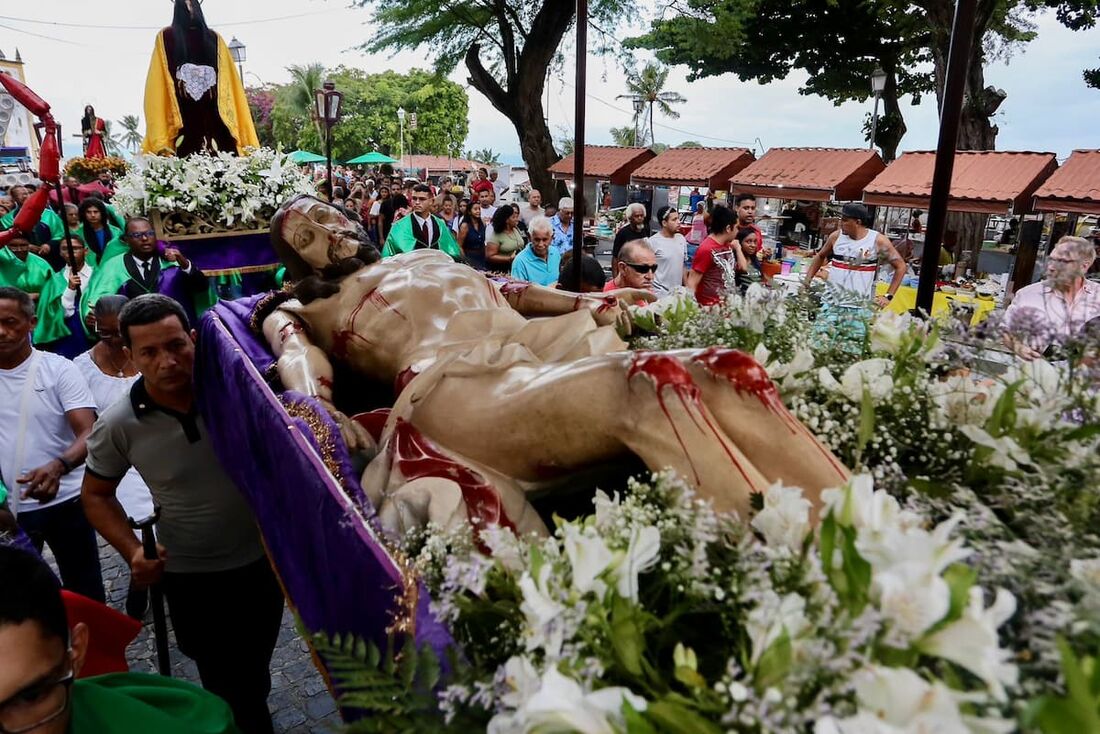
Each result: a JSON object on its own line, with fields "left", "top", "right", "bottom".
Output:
{"left": 869, "top": 311, "right": 911, "bottom": 354}
{"left": 512, "top": 666, "right": 646, "bottom": 734}
{"left": 751, "top": 482, "right": 811, "bottom": 551}
{"left": 498, "top": 655, "right": 541, "bottom": 709}
{"left": 610, "top": 525, "right": 661, "bottom": 602}
{"left": 839, "top": 359, "right": 896, "bottom": 402}
{"left": 518, "top": 564, "right": 565, "bottom": 657}
{"left": 920, "top": 587, "right": 1018, "bottom": 701}
{"left": 747, "top": 591, "right": 808, "bottom": 664}
{"left": 563, "top": 524, "right": 614, "bottom": 596}
{"left": 958, "top": 425, "right": 1030, "bottom": 471}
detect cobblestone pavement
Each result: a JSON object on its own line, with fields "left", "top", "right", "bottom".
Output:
{"left": 59, "top": 538, "right": 343, "bottom": 733}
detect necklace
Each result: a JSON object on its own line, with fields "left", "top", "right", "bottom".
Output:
{"left": 95, "top": 346, "right": 131, "bottom": 378}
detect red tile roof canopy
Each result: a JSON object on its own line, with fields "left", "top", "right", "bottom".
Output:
{"left": 548, "top": 146, "right": 657, "bottom": 186}
{"left": 1032, "top": 149, "right": 1100, "bottom": 215}
{"left": 863, "top": 151, "right": 1059, "bottom": 215}
{"left": 398, "top": 155, "right": 483, "bottom": 174}
{"left": 630, "top": 147, "right": 756, "bottom": 188}
{"left": 729, "top": 148, "right": 886, "bottom": 202}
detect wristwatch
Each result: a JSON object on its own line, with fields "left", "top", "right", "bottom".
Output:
{"left": 883, "top": 293, "right": 894, "bottom": 301}
{"left": 56, "top": 457, "right": 74, "bottom": 475}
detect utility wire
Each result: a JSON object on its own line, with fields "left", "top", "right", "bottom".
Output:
{"left": 0, "top": 21, "right": 87, "bottom": 45}
{"left": 0, "top": 9, "right": 342, "bottom": 31}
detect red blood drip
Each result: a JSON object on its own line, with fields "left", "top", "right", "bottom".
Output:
{"left": 390, "top": 419, "right": 516, "bottom": 543}
{"left": 572, "top": 296, "right": 585, "bottom": 312}
{"left": 500, "top": 281, "right": 531, "bottom": 299}
{"left": 628, "top": 352, "right": 759, "bottom": 489}
{"left": 596, "top": 295, "right": 617, "bottom": 314}
{"left": 694, "top": 348, "right": 848, "bottom": 478}
{"left": 394, "top": 366, "right": 419, "bottom": 397}
{"left": 351, "top": 408, "right": 391, "bottom": 443}
{"left": 366, "top": 288, "right": 406, "bottom": 321}
{"left": 318, "top": 376, "right": 334, "bottom": 390}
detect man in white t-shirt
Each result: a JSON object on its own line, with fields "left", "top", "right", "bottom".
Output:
{"left": 0, "top": 287, "right": 102, "bottom": 601}
{"left": 648, "top": 205, "right": 689, "bottom": 296}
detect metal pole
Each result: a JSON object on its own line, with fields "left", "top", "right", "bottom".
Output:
{"left": 572, "top": 0, "right": 587, "bottom": 287}
{"left": 325, "top": 123, "right": 333, "bottom": 198}
{"left": 869, "top": 93, "right": 881, "bottom": 151}
{"left": 914, "top": 0, "right": 978, "bottom": 315}
{"left": 130, "top": 509, "right": 170, "bottom": 677}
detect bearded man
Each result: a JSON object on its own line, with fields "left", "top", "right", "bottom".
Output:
{"left": 142, "top": 0, "right": 259, "bottom": 156}
{"left": 255, "top": 195, "right": 849, "bottom": 537}
{"left": 1005, "top": 236, "right": 1100, "bottom": 358}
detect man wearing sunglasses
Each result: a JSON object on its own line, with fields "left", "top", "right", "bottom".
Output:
{"left": 604, "top": 239, "right": 658, "bottom": 302}
{"left": 0, "top": 545, "right": 240, "bottom": 734}
{"left": 81, "top": 217, "right": 209, "bottom": 329}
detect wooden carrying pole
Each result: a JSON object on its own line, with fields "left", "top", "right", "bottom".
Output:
{"left": 572, "top": 0, "right": 587, "bottom": 287}
{"left": 914, "top": 0, "right": 978, "bottom": 315}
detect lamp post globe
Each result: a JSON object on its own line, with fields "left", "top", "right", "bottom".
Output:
{"left": 397, "top": 107, "right": 407, "bottom": 165}
{"left": 869, "top": 66, "right": 887, "bottom": 152}
{"left": 228, "top": 37, "right": 246, "bottom": 79}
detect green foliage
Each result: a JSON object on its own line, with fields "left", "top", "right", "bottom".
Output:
{"left": 611, "top": 125, "right": 638, "bottom": 147}
{"left": 117, "top": 114, "right": 143, "bottom": 152}
{"left": 466, "top": 148, "right": 501, "bottom": 166}
{"left": 677, "top": 140, "right": 704, "bottom": 148}
{"left": 271, "top": 67, "right": 469, "bottom": 164}
{"left": 621, "top": 62, "right": 687, "bottom": 147}
{"left": 1025, "top": 638, "right": 1100, "bottom": 733}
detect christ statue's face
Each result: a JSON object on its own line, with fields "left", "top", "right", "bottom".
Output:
{"left": 273, "top": 195, "right": 362, "bottom": 273}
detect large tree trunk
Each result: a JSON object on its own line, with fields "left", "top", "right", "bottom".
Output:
{"left": 462, "top": 1, "right": 573, "bottom": 201}
{"left": 875, "top": 66, "right": 907, "bottom": 162}
{"left": 925, "top": 0, "right": 1005, "bottom": 274}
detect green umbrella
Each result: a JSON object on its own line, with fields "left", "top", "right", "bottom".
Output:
{"left": 287, "top": 150, "right": 327, "bottom": 164}
{"left": 345, "top": 151, "right": 399, "bottom": 165}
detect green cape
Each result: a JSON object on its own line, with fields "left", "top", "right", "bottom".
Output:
{"left": 71, "top": 673, "right": 241, "bottom": 734}
{"left": 0, "top": 206, "right": 65, "bottom": 242}
{"left": 33, "top": 269, "right": 82, "bottom": 344}
{"left": 382, "top": 215, "right": 461, "bottom": 259}
{"left": 0, "top": 248, "right": 52, "bottom": 294}
{"left": 82, "top": 255, "right": 179, "bottom": 325}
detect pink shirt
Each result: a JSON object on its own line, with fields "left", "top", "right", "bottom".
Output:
{"left": 1005, "top": 279, "right": 1100, "bottom": 350}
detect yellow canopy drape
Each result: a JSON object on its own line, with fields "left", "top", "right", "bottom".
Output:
{"left": 142, "top": 31, "right": 260, "bottom": 156}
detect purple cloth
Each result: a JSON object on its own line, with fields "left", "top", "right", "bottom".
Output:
{"left": 173, "top": 232, "right": 280, "bottom": 275}
{"left": 195, "top": 297, "right": 454, "bottom": 707}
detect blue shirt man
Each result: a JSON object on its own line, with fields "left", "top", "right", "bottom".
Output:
{"left": 510, "top": 217, "right": 561, "bottom": 287}
{"left": 550, "top": 197, "right": 575, "bottom": 256}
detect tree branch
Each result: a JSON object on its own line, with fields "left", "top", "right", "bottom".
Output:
{"left": 464, "top": 43, "right": 515, "bottom": 118}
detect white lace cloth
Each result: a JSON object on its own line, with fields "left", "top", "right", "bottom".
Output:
{"left": 176, "top": 63, "right": 217, "bottom": 101}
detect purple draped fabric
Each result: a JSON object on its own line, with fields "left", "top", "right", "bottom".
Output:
{"left": 173, "top": 232, "right": 280, "bottom": 275}
{"left": 194, "top": 297, "right": 454, "bottom": 708}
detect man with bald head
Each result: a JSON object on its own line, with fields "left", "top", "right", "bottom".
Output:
{"left": 605, "top": 238, "right": 657, "bottom": 300}
{"left": 519, "top": 189, "right": 544, "bottom": 225}
{"left": 1005, "top": 236, "right": 1100, "bottom": 357}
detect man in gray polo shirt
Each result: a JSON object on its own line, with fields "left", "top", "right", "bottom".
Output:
{"left": 82, "top": 294, "right": 282, "bottom": 734}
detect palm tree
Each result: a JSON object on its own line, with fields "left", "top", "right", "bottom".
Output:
{"left": 100, "top": 120, "right": 123, "bottom": 156}
{"left": 609, "top": 126, "right": 636, "bottom": 147}
{"left": 118, "top": 115, "right": 143, "bottom": 151}
{"left": 619, "top": 63, "right": 686, "bottom": 147}
{"left": 287, "top": 62, "right": 326, "bottom": 137}
{"left": 468, "top": 148, "right": 502, "bottom": 166}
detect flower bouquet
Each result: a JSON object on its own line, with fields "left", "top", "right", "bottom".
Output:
{"left": 62, "top": 155, "right": 128, "bottom": 183}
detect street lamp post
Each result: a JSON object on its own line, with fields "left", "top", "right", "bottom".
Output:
{"left": 632, "top": 97, "right": 644, "bottom": 147}
{"left": 314, "top": 80, "right": 344, "bottom": 197}
{"left": 397, "top": 107, "right": 406, "bottom": 169}
{"left": 869, "top": 66, "right": 887, "bottom": 152}
{"left": 228, "top": 37, "right": 246, "bottom": 81}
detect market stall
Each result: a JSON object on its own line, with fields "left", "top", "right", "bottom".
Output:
{"left": 863, "top": 150, "right": 1059, "bottom": 300}
{"left": 548, "top": 145, "right": 656, "bottom": 217}
{"left": 630, "top": 146, "right": 755, "bottom": 237}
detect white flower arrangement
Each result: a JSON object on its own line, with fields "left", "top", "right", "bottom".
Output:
{"left": 112, "top": 148, "right": 313, "bottom": 228}
{"left": 397, "top": 472, "right": 1018, "bottom": 732}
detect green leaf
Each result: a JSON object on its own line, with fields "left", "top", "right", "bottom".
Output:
{"left": 645, "top": 700, "right": 724, "bottom": 734}
{"left": 674, "top": 665, "right": 708, "bottom": 691}
{"left": 942, "top": 564, "right": 977, "bottom": 627}
{"left": 985, "top": 381, "right": 1021, "bottom": 437}
{"left": 624, "top": 699, "right": 659, "bottom": 734}
{"left": 611, "top": 594, "right": 646, "bottom": 677}
{"left": 839, "top": 525, "right": 872, "bottom": 614}
{"left": 857, "top": 386, "right": 876, "bottom": 453}
{"left": 754, "top": 630, "right": 792, "bottom": 692}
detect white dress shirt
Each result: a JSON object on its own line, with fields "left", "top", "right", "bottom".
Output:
{"left": 60, "top": 263, "right": 94, "bottom": 317}
{"left": 1005, "top": 279, "right": 1100, "bottom": 350}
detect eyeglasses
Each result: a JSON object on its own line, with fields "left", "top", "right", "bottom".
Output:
{"left": 623, "top": 262, "right": 658, "bottom": 274}
{"left": 127, "top": 231, "right": 156, "bottom": 240}
{"left": 0, "top": 668, "right": 74, "bottom": 734}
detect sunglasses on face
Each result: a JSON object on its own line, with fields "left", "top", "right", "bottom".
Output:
{"left": 623, "top": 262, "right": 658, "bottom": 274}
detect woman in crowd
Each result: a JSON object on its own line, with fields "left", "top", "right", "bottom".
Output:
{"left": 457, "top": 200, "right": 487, "bottom": 270}
{"left": 369, "top": 184, "right": 390, "bottom": 241}
{"left": 440, "top": 195, "right": 461, "bottom": 232}
{"left": 734, "top": 226, "right": 768, "bottom": 291}
{"left": 73, "top": 295, "right": 153, "bottom": 618}
{"left": 485, "top": 204, "right": 525, "bottom": 270}
{"left": 78, "top": 198, "right": 124, "bottom": 262}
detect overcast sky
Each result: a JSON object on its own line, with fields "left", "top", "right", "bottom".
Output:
{"left": 2, "top": 0, "right": 1097, "bottom": 164}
